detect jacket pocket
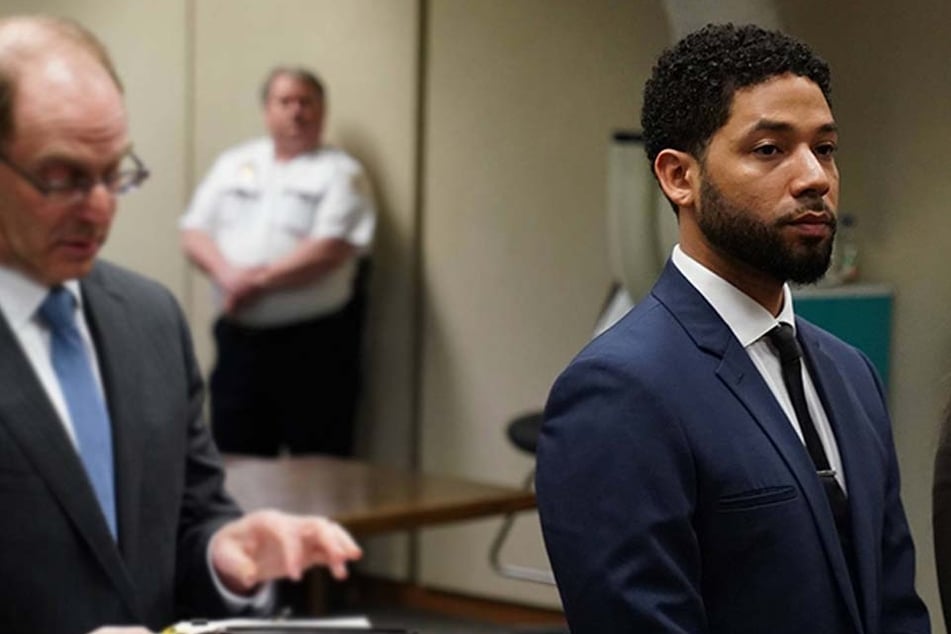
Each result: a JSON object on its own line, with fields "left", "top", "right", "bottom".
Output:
{"left": 717, "top": 485, "right": 798, "bottom": 511}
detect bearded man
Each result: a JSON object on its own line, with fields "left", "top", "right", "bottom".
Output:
{"left": 536, "top": 23, "right": 930, "bottom": 634}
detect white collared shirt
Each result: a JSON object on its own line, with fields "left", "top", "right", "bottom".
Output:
{"left": 0, "top": 265, "right": 104, "bottom": 447}
{"left": 671, "top": 245, "right": 846, "bottom": 490}
{"left": 181, "top": 138, "right": 376, "bottom": 326}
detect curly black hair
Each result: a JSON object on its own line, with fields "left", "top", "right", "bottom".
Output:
{"left": 641, "top": 23, "right": 831, "bottom": 168}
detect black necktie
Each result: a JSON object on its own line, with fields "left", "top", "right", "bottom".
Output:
{"left": 766, "top": 324, "right": 853, "bottom": 558}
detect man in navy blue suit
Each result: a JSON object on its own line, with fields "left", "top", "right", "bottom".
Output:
{"left": 537, "top": 24, "right": 930, "bottom": 633}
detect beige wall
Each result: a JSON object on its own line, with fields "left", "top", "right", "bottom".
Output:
{"left": 7, "top": 0, "right": 951, "bottom": 623}
{"left": 418, "top": 0, "right": 668, "bottom": 606}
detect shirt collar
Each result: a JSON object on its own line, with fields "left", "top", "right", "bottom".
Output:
{"left": 0, "top": 265, "right": 83, "bottom": 330}
{"left": 671, "top": 244, "right": 795, "bottom": 347}
{"left": 266, "top": 137, "right": 325, "bottom": 164}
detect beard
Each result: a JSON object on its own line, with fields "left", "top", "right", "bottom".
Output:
{"left": 696, "top": 177, "right": 836, "bottom": 285}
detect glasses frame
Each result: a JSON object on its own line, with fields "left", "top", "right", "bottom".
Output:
{"left": 0, "top": 151, "right": 150, "bottom": 203}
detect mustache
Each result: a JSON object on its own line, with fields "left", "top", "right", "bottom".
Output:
{"left": 54, "top": 224, "right": 106, "bottom": 243}
{"left": 779, "top": 199, "right": 836, "bottom": 227}
{"left": 799, "top": 198, "right": 832, "bottom": 214}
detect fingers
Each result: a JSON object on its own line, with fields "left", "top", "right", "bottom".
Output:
{"left": 219, "top": 266, "right": 268, "bottom": 313}
{"left": 211, "top": 511, "right": 362, "bottom": 592}
{"left": 299, "top": 516, "right": 362, "bottom": 580}
{"left": 209, "top": 520, "right": 261, "bottom": 592}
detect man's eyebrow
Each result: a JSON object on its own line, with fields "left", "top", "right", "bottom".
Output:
{"left": 33, "top": 143, "right": 135, "bottom": 167}
{"left": 747, "top": 119, "right": 839, "bottom": 135}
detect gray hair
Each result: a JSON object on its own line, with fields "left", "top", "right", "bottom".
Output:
{"left": 259, "top": 66, "right": 325, "bottom": 104}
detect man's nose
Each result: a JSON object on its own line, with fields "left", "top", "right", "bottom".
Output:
{"left": 789, "top": 147, "right": 834, "bottom": 199}
{"left": 77, "top": 182, "right": 116, "bottom": 221}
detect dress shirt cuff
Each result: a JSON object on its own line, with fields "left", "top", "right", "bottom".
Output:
{"left": 206, "top": 542, "right": 275, "bottom": 612}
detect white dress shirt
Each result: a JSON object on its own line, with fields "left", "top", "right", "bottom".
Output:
{"left": 671, "top": 245, "right": 846, "bottom": 490}
{"left": 0, "top": 266, "right": 102, "bottom": 447}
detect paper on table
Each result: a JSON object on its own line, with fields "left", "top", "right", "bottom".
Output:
{"left": 164, "top": 616, "right": 372, "bottom": 633}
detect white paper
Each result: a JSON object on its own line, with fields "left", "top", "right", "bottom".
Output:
{"left": 165, "top": 616, "right": 372, "bottom": 633}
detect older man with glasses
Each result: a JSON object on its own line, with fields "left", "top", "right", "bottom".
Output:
{"left": 0, "top": 15, "right": 361, "bottom": 634}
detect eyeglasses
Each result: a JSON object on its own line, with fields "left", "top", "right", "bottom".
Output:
{"left": 0, "top": 151, "right": 150, "bottom": 204}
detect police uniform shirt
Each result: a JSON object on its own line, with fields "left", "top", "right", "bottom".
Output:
{"left": 181, "top": 138, "right": 376, "bottom": 327}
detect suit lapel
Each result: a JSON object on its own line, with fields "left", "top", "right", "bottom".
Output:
{"left": 799, "top": 324, "right": 879, "bottom": 632}
{"left": 80, "top": 268, "right": 145, "bottom": 578}
{"left": 715, "top": 339, "right": 863, "bottom": 629}
{"left": 0, "top": 273, "right": 140, "bottom": 619}
{"left": 652, "top": 262, "right": 863, "bottom": 631}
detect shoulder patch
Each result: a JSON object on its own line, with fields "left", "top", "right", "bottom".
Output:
{"left": 350, "top": 169, "right": 370, "bottom": 196}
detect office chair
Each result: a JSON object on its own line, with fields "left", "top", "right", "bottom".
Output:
{"left": 489, "top": 284, "right": 634, "bottom": 587}
{"left": 488, "top": 411, "right": 556, "bottom": 586}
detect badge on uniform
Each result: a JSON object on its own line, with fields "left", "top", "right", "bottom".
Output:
{"left": 238, "top": 162, "right": 257, "bottom": 187}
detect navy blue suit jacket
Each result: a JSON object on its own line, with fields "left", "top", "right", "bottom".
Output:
{"left": 537, "top": 262, "right": 929, "bottom": 633}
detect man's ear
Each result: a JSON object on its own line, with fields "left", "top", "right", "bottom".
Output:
{"left": 653, "top": 149, "right": 699, "bottom": 211}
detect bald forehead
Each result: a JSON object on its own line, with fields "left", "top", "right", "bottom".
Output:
{"left": 0, "top": 15, "right": 122, "bottom": 144}
{"left": 0, "top": 16, "right": 57, "bottom": 55}
{"left": 264, "top": 70, "right": 323, "bottom": 102}
{"left": 17, "top": 52, "right": 123, "bottom": 110}
{"left": 0, "top": 16, "right": 113, "bottom": 70}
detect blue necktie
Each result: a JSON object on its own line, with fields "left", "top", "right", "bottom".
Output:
{"left": 39, "top": 287, "right": 117, "bottom": 538}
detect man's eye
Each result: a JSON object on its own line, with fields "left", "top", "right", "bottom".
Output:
{"left": 815, "top": 143, "right": 838, "bottom": 158}
{"left": 38, "top": 165, "right": 85, "bottom": 190}
{"left": 753, "top": 144, "right": 781, "bottom": 157}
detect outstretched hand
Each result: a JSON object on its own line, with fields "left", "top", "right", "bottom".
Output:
{"left": 210, "top": 509, "right": 362, "bottom": 595}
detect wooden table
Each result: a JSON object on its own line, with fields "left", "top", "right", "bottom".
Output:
{"left": 222, "top": 455, "right": 539, "bottom": 615}
{"left": 223, "top": 455, "right": 536, "bottom": 536}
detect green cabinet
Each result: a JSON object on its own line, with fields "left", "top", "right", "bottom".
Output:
{"left": 793, "top": 284, "right": 893, "bottom": 389}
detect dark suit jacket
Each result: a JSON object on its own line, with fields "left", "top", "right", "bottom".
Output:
{"left": 931, "top": 405, "right": 951, "bottom": 625}
{"left": 537, "top": 262, "right": 929, "bottom": 633}
{"left": 0, "top": 261, "right": 242, "bottom": 634}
